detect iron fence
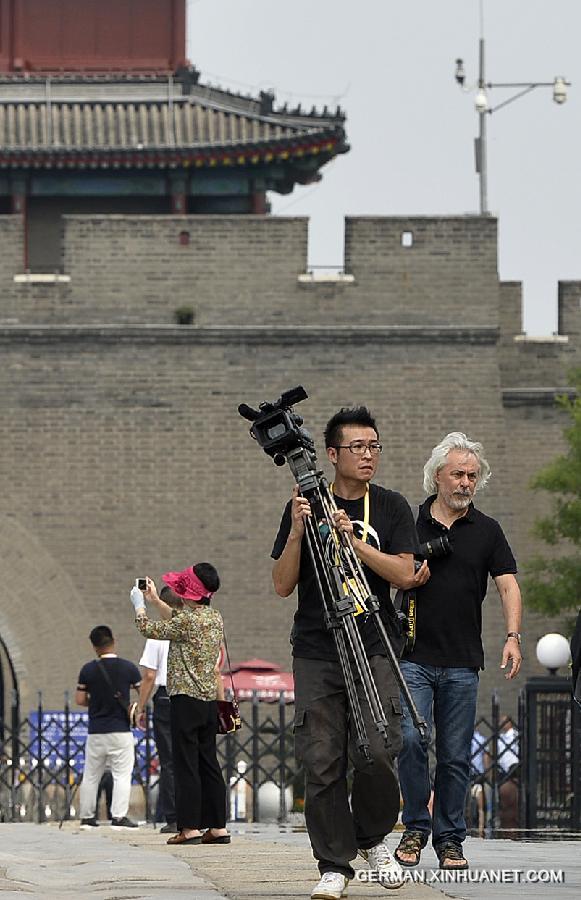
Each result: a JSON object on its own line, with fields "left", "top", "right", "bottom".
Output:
{"left": 524, "top": 675, "right": 580, "bottom": 834}
{"left": 0, "top": 687, "right": 578, "bottom": 832}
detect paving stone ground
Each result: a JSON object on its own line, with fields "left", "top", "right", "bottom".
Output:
{"left": 0, "top": 822, "right": 578, "bottom": 900}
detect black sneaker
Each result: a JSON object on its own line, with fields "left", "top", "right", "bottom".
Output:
{"left": 160, "top": 822, "right": 178, "bottom": 834}
{"left": 80, "top": 817, "right": 99, "bottom": 829}
{"left": 110, "top": 816, "right": 138, "bottom": 829}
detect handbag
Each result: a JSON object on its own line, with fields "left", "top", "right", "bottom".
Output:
{"left": 217, "top": 631, "right": 242, "bottom": 734}
{"left": 217, "top": 698, "right": 241, "bottom": 734}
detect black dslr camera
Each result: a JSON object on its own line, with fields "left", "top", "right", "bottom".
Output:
{"left": 238, "top": 386, "right": 315, "bottom": 467}
{"left": 417, "top": 534, "right": 451, "bottom": 562}
{"left": 414, "top": 534, "right": 452, "bottom": 571}
{"left": 396, "top": 533, "right": 452, "bottom": 654}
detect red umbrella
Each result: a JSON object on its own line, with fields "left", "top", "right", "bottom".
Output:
{"left": 222, "top": 658, "right": 294, "bottom": 702}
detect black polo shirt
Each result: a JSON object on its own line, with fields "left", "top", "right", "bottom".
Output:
{"left": 403, "top": 496, "right": 517, "bottom": 670}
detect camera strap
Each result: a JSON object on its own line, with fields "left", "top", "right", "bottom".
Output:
{"left": 96, "top": 658, "right": 131, "bottom": 725}
{"left": 330, "top": 481, "right": 370, "bottom": 543}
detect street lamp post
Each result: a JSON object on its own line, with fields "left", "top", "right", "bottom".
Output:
{"left": 455, "top": 41, "right": 570, "bottom": 215}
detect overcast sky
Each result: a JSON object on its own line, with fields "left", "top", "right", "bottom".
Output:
{"left": 188, "top": 0, "right": 580, "bottom": 335}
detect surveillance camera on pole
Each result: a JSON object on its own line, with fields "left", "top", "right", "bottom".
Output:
{"left": 475, "top": 89, "right": 488, "bottom": 114}
{"left": 553, "top": 76, "right": 568, "bottom": 104}
{"left": 454, "top": 40, "right": 571, "bottom": 214}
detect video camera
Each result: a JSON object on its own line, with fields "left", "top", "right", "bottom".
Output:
{"left": 238, "top": 386, "right": 315, "bottom": 467}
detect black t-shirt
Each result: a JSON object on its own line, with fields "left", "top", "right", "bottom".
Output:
{"left": 271, "top": 483, "right": 418, "bottom": 661}
{"left": 404, "top": 496, "right": 517, "bottom": 670}
{"left": 77, "top": 657, "right": 141, "bottom": 734}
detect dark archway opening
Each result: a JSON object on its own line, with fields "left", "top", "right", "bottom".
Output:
{"left": 0, "top": 634, "right": 20, "bottom": 742}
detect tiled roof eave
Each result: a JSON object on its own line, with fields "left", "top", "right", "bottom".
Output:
{"left": 0, "top": 132, "right": 346, "bottom": 170}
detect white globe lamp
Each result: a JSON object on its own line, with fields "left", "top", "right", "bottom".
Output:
{"left": 536, "top": 633, "right": 571, "bottom": 675}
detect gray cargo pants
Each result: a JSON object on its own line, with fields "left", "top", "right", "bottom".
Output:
{"left": 293, "top": 655, "right": 402, "bottom": 879}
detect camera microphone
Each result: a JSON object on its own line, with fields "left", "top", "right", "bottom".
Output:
{"left": 238, "top": 403, "right": 260, "bottom": 421}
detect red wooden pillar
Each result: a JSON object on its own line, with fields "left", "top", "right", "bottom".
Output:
{"left": 251, "top": 192, "right": 267, "bottom": 214}
{"left": 11, "top": 180, "right": 28, "bottom": 270}
{"left": 169, "top": 174, "right": 187, "bottom": 215}
{"left": 171, "top": 191, "right": 187, "bottom": 214}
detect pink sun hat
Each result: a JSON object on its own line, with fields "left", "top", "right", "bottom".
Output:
{"left": 162, "top": 566, "right": 213, "bottom": 601}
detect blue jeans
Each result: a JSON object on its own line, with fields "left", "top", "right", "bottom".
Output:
{"left": 398, "top": 661, "right": 478, "bottom": 849}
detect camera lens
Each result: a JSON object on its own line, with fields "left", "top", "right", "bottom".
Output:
{"left": 417, "top": 535, "right": 451, "bottom": 560}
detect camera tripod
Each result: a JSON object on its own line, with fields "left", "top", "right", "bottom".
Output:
{"left": 282, "top": 443, "right": 429, "bottom": 759}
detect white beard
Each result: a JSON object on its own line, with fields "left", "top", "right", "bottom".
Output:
{"left": 447, "top": 492, "right": 472, "bottom": 510}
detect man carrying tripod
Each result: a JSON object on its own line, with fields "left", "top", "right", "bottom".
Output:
{"left": 272, "top": 406, "right": 417, "bottom": 899}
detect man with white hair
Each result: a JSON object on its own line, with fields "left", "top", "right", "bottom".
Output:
{"left": 395, "top": 433, "right": 522, "bottom": 871}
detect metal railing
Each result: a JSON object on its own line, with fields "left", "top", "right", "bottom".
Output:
{"left": 0, "top": 688, "right": 578, "bottom": 831}
{"left": 524, "top": 675, "right": 579, "bottom": 834}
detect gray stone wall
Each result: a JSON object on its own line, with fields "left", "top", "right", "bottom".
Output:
{"left": 499, "top": 279, "right": 581, "bottom": 389}
{"left": 0, "top": 212, "right": 576, "bottom": 717}
{"left": 0, "top": 213, "right": 501, "bottom": 327}
{"left": 559, "top": 281, "right": 581, "bottom": 347}
{"left": 344, "top": 216, "right": 500, "bottom": 326}
{"left": 0, "top": 327, "right": 519, "bottom": 711}
{"left": 61, "top": 215, "right": 309, "bottom": 325}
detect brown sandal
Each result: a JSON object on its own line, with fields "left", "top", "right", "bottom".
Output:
{"left": 437, "top": 841, "right": 469, "bottom": 870}
{"left": 166, "top": 831, "right": 202, "bottom": 845}
{"left": 201, "top": 830, "right": 231, "bottom": 844}
{"left": 394, "top": 830, "right": 426, "bottom": 867}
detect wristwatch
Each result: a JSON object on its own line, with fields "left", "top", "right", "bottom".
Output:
{"left": 506, "top": 632, "right": 521, "bottom": 644}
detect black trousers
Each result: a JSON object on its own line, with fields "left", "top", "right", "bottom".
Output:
{"left": 153, "top": 687, "right": 176, "bottom": 824}
{"left": 293, "top": 655, "right": 402, "bottom": 880}
{"left": 170, "top": 693, "right": 226, "bottom": 831}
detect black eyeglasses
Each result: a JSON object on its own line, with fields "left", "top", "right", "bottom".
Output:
{"left": 334, "top": 441, "right": 383, "bottom": 456}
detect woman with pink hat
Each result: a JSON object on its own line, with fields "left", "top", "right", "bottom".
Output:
{"left": 130, "top": 562, "right": 230, "bottom": 846}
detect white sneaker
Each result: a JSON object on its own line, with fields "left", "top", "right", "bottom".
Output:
{"left": 359, "top": 838, "right": 405, "bottom": 890}
{"left": 311, "top": 871, "right": 349, "bottom": 899}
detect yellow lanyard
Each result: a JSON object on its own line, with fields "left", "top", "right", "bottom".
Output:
{"left": 330, "top": 482, "right": 370, "bottom": 616}
{"left": 330, "top": 483, "right": 370, "bottom": 543}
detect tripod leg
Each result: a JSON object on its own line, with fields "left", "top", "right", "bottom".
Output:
{"left": 340, "top": 612, "right": 390, "bottom": 750}
{"left": 303, "top": 517, "right": 372, "bottom": 760}
{"left": 59, "top": 780, "right": 80, "bottom": 830}
{"left": 350, "top": 656, "right": 401, "bottom": 844}
{"left": 372, "top": 617, "right": 429, "bottom": 746}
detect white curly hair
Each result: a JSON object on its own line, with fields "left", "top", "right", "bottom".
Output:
{"left": 423, "top": 432, "right": 491, "bottom": 495}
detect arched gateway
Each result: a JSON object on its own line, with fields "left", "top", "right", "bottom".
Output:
{"left": 0, "top": 516, "right": 91, "bottom": 712}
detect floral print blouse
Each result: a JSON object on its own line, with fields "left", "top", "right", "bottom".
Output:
{"left": 135, "top": 605, "right": 223, "bottom": 701}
